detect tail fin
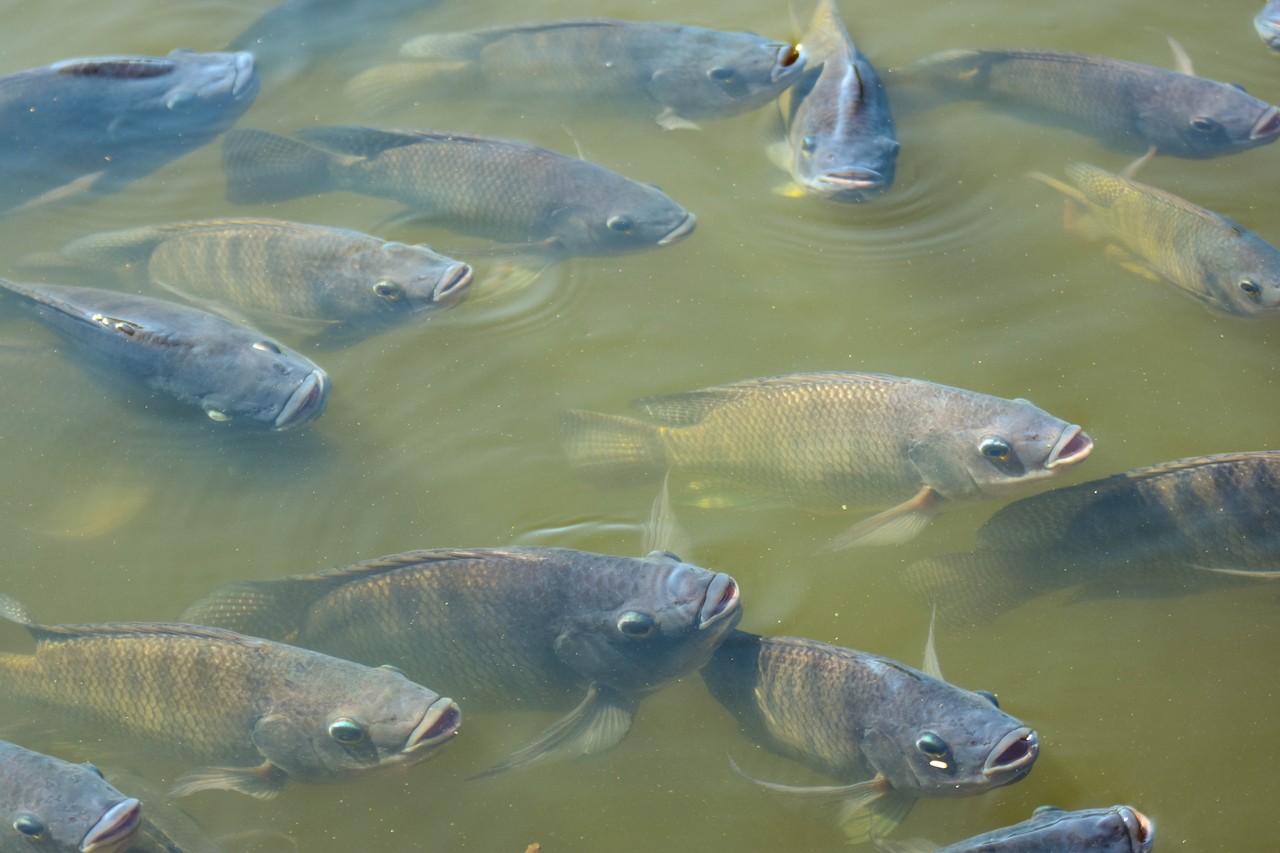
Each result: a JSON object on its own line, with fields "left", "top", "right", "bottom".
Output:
{"left": 559, "top": 409, "right": 667, "bottom": 487}
{"left": 222, "top": 129, "right": 335, "bottom": 205}
{"left": 177, "top": 577, "right": 320, "bottom": 643}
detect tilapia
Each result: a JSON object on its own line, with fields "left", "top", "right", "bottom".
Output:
{"left": 179, "top": 547, "right": 741, "bottom": 773}
{"left": 701, "top": 631, "right": 1038, "bottom": 840}
{"left": 560, "top": 372, "right": 1093, "bottom": 548}
{"left": 903, "top": 46, "right": 1280, "bottom": 157}
{"left": 0, "top": 50, "right": 258, "bottom": 213}
{"left": 0, "top": 740, "right": 142, "bottom": 853}
{"left": 1257, "top": 2, "right": 1280, "bottom": 51}
{"left": 1030, "top": 162, "right": 1280, "bottom": 315}
{"left": 52, "top": 218, "right": 472, "bottom": 341}
{"left": 906, "top": 451, "right": 1280, "bottom": 625}
{"left": 871, "top": 804, "right": 1154, "bottom": 853}
{"left": 0, "top": 279, "right": 329, "bottom": 430}
{"left": 344, "top": 19, "right": 805, "bottom": 130}
{"left": 0, "top": 595, "right": 459, "bottom": 800}
{"left": 222, "top": 126, "right": 696, "bottom": 255}
{"left": 767, "top": 0, "right": 898, "bottom": 201}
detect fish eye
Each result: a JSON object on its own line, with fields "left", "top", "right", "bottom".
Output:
{"left": 800, "top": 135, "right": 816, "bottom": 155}
{"left": 374, "top": 280, "right": 404, "bottom": 301}
{"left": 1190, "top": 116, "right": 1220, "bottom": 133}
{"left": 915, "top": 732, "right": 950, "bottom": 761}
{"left": 1240, "top": 279, "right": 1262, "bottom": 302}
{"left": 328, "top": 718, "right": 367, "bottom": 744}
{"left": 13, "top": 814, "right": 46, "bottom": 839}
{"left": 975, "top": 689, "right": 1000, "bottom": 708}
{"left": 606, "top": 215, "right": 634, "bottom": 233}
{"left": 707, "top": 66, "right": 736, "bottom": 82}
{"left": 252, "top": 340, "right": 282, "bottom": 354}
{"left": 979, "top": 436, "right": 1012, "bottom": 459}
{"left": 616, "top": 610, "right": 656, "bottom": 637}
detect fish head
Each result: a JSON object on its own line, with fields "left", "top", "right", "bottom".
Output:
{"left": 0, "top": 757, "right": 142, "bottom": 853}
{"left": 1257, "top": 4, "right": 1280, "bottom": 50}
{"left": 648, "top": 31, "right": 805, "bottom": 119}
{"left": 1001, "top": 805, "right": 1155, "bottom": 853}
{"left": 552, "top": 551, "right": 742, "bottom": 694}
{"left": 858, "top": 664, "right": 1039, "bottom": 798}
{"left": 1141, "top": 78, "right": 1280, "bottom": 157}
{"left": 549, "top": 183, "right": 696, "bottom": 255}
{"left": 1205, "top": 245, "right": 1280, "bottom": 316}
{"left": 196, "top": 336, "right": 329, "bottom": 430}
{"left": 789, "top": 129, "right": 899, "bottom": 203}
{"left": 346, "top": 241, "right": 473, "bottom": 320}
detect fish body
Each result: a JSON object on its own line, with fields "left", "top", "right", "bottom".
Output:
{"left": 769, "top": 0, "right": 898, "bottom": 201}
{"left": 179, "top": 547, "right": 741, "bottom": 772}
{"left": 344, "top": 18, "right": 805, "bottom": 129}
{"left": 0, "top": 50, "right": 258, "bottom": 212}
{"left": 561, "top": 372, "right": 1092, "bottom": 547}
{"left": 1031, "top": 162, "right": 1280, "bottom": 315}
{"left": 0, "top": 598, "right": 459, "bottom": 799}
{"left": 55, "top": 219, "right": 472, "bottom": 339}
{"left": 0, "top": 740, "right": 142, "bottom": 853}
{"left": 905, "top": 48, "right": 1280, "bottom": 157}
{"left": 871, "top": 805, "right": 1154, "bottom": 853}
{"left": 0, "top": 279, "right": 329, "bottom": 430}
{"left": 223, "top": 126, "right": 696, "bottom": 255}
{"left": 1257, "top": 2, "right": 1280, "bottom": 50}
{"left": 702, "top": 631, "right": 1038, "bottom": 839}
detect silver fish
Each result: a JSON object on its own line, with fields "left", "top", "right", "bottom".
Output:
{"left": 871, "top": 805, "right": 1155, "bottom": 853}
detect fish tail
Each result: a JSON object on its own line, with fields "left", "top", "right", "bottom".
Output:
{"left": 177, "top": 578, "right": 312, "bottom": 642}
{"left": 559, "top": 409, "right": 668, "bottom": 487}
{"left": 901, "top": 551, "right": 1042, "bottom": 627}
{"left": 222, "top": 129, "right": 335, "bottom": 205}
{"left": 344, "top": 62, "right": 470, "bottom": 113}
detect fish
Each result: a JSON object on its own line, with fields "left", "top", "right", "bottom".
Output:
{"left": 343, "top": 19, "right": 805, "bottom": 130}
{"left": 0, "top": 594, "right": 460, "bottom": 800}
{"left": 178, "top": 547, "right": 742, "bottom": 774}
{"left": 766, "top": 0, "right": 898, "bottom": 201}
{"left": 1257, "top": 2, "right": 1280, "bottom": 51}
{"left": 905, "top": 451, "right": 1280, "bottom": 625}
{"left": 51, "top": 218, "right": 473, "bottom": 341}
{"left": 222, "top": 126, "right": 697, "bottom": 255}
{"left": 0, "top": 740, "right": 142, "bottom": 853}
{"left": 0, "top": 279, "right": 329, "bottom": 430}
{"left": 902, "top": 46, "right": 1280, "bottom": 157}
{"left": 701, "top": 631, "right": 1038, "bottom": 840}
{"left": 0, "top": 50, "right": 258, "bottom": 213}
{"left": 1029, "top": 162, "right": 1280, "bottom": 316}
{"left": 560, "top": 371, "right": 1093, "bottom": 548}
{"left": 870, "top": 804, "right": 1154, "bottom": 853}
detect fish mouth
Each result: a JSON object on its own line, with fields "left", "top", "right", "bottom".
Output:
{"left": 1119, "top": 806, "right": 1155, "bottom": 853}
{"left": 404, "top": 697, "right": 461, "bottom": 754}
{"left": 1044, "top": 425, "right": 1093, "bottom": 469}
{"left": 1252, "top": 106, "right": 1280, "bottom": 140}
{"left": 982, "top": 727, "right": 1038, "bottom": 780}
{"left": 433, "top": 262, "right": 473, "bottom": 304}
{"left": 771, "top": 43, "right": 804, "bottom": 81}
{"left": 274, "top": 369, "right": 329, "bottom": 430}
{"left": 697, "top": 573, "right": 741, "bottom": 629}
{"left": 657, "top": 212, "right": 697, "bottom": 246}
{"left": 231, "top": 51, "right": 256, "bottom": 98}
{"left": 80, "top": 797, "right": 142, "bottom": 853}
{"left": 818, "top": 169, "right": 888, "bottom": 200}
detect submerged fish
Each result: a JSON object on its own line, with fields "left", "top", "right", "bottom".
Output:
{"left": 0, "top": 50, "right": 258, "bottom": 213}
{"left": 223, "top": 126, "right": 696, "bottom": 255}
{"left": 904, "top": 47, "right": 1280, "bottom": 157}
{"left": 344, "top": 18, "right": 805, "bottom": 130}
{"left": 179, "top": 547, "right": 741, "bottom": 773}
{"left": 0, "top": 595, "right": 459, "bottom": 799}
{"left": 0, "top": 740, "right": 142, "bottom": 853}
{"left": 1257, "top": 2, "right": 1280, "bottom": 51}
{"left": 560, "top": 372, "right": 1093, "bottom": 548}
{"left": 767, "top": 0, "right": 898, "bottom": 201}
{"left": 53, "top": 219, "right": 472, "bottom": 340}
{"left": 1030, "top": 162, "right": 1280, "bottom": 316}
{"left": 701, "top": 631, "right": 1038, "bottom": 840}
{"left": 871, "top": 804, "right": 1154, "bottom": 853}
{"left": 906, "top": 451, "right": 1280, "bottom": 625}
{"left": 0, "top": 279, "right": 329, "bottom": 430}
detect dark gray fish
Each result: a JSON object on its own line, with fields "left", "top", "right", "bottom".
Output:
{"left": 345, "top": 18, "right": 805, "bottom": 130}
{"left": 871, "top": 805, "right": 1154, "bottom": 853}
{"left": 179, "top": 547, "right": 742, "bottom": 773}
{"left": 701, "top": 631, "right": 1038, "bottom": 841}
{"left": 0, "top": 50, "right": 258, "bottom": 213}
{"left": 904, "top": 47, "right": 1280, "bottom": 157}
{"left": 1257, "top": 2, "right": 1280, "bottom": 51}
{"left": 0, "top": 279, "right": 329, "bottom": 430}
{"left": 0, "top": 741, "right": 142, "bottom": 853}
{"left": 223, "top": 126, "right": 696, "bottom": 255}
{"left": 767, "top": 0, "right": 898, "bottom": 201}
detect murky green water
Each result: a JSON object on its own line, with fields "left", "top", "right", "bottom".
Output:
{"left": 0, "top": 0, "right": 1277, "bottom": 850}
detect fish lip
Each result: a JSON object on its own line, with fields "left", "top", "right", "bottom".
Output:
{"left": 404, "top": 697, "right": 461, "bottom": 753}
{"left": 230, "top": 51, "right": 256, "bottom": 98}
{"left": 80, "top": 797, "right": 142, "bottom": 853}
{"left": 771, "top": 43, "right": 805, "bottom": 82}
{"left": 273, "top": 369, "right": 329, "bottom": 430}
{"left": 1044, "top": 425, "right": 1093, "bottom": 469}
{"left": 697, "top": 573, "right": 741, "bottom": 630}
{"left": 1119, "top": 806, "right": 1155, "bottom": 853}
{"left": 982, "top": 727, "right": 1038, "bottom": 779}
{"left": 657, "top": 213, "right": 697, "bottom": 246}
{"left": 1251, "top": 106, "right": 1280, "bottom": 140}
{"left": 433, "top": 262, "right": 473, "bottom": 304}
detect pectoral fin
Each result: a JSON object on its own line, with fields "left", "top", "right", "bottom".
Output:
{"left": 772, "top": 181, "right": 809, "bottom": 198}
{"left": 12, "top": 171, "right": 107, "bottom": 212}
{"left": 168, "top": 760, "right": 288, "bottom": 799}
{"left": 820, "top": 487, "right": 940, "bottom": 550}
{"left": 1167, "top": 35, "right": 1195, "bottom": 76}
{"left": 1104, "top": 244, "right": 1162, "bottom": 281}
{"left": 656, "top": 108, "right": 701, "bottom": 131}
{"left": 473, "top": 685, "right": 635, "bottom": 778}
{"left": 642, "top": 471, "right": 691, "bottom": 558}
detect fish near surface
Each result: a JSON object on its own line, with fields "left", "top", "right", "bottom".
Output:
{"left": 1257, "top": 2, "right": 1280, "bottom": 51}
{"left": 871, "top": 804, "right": 1154, "bottom": 853}
{"left": 0, "top": 50, "right": 258, "bottom": 213}
{"left": 1030, "top": 161, "right": 1280, "bottom": 316}
{"left": 344, "top": 18, "right": 805, "bottom": 130}
{"left": 701, "top": 631, "right": 1038, "bottom": 840}
{"left": 903, "top": 47, "right": 1280, "bottom": 157}
{"left": 179, "top": 547, "right": 742, "bottom": 773}
{"left": 767, "top": 0, "right": 898, "bottom": 201}
{"left": 0, "top": 740, "right": 142, "bottom": 853}
{"left": 54, "top": 218, "right": 472, "bottom": 342}
{"left": 0, "top": 279, "right": 329, "bottom": 430}
{"left": 222, "top": 126, "right": 696, "bottom": 255}
{"left": 560, "top": 371, "right": 1093, "bottom": 548}
{"left": 0, "top": 595, "right": 459, "bottom": 800}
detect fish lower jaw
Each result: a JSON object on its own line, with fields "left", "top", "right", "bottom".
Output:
{"left": 1044, "top": 425, "right": 1093, "bottom": 469}
{"left": 404, "top": 697, "right": 461, "bottom": 754}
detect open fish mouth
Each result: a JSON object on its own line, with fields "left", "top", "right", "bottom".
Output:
{"left": 80, "top": 797, "right": 142, "bottom": 853}
{"left": 771, "top": 44, "right": 804, "bottom": 81}
{"left": 657, "top": 213, "right": 697, "bottom": 246}
{"left": 433, "top": 262, "right": 474, "bottom": 304}
{"left": 230, "top": 51, "right": 257, "bottom": 98}
{"left": 1120, "top": 806, "right": 1156, "bottom": 852}
{"left": 982, "top": 726, "right": 1038, "bottom": 780}
{"left": 697, "top": 573, "right": 741, "bottom": 629}
{"left": 1044, "top": 425, "right": 1093, "bottom": 469}
{"left": 404, "top": 696, "right": 461, "bottom": 753}
{"left": 1251, "top": 106, "right": 1280, "bottom": 140}
{"left": 274, "top": 369, "right": 329, "bottom": 430}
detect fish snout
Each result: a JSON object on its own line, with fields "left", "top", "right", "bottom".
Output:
{"left": 1252, "top": 106, "right": 1280, "bottom": 141}
{"left": 982, "top": 727, "right": 1038, "bottom": 781}
{"left": 405, "top": 697, "right": 461, "bottom": 754}
{"left": 818, "top": 169, "right": 888, "bottom": 200}
{"left": 771, "top": 43, "right": 804, "bottom": 82}
{"left": 1119, "top": 806, "right": 1156, "bottom": 853}
{"left": 274, "top": 368, "right": 329, "bottom": 430}
{"left": 1044, "top": 425, "right": 1093, "bottom": 469}
{"left": 657, "top": 212, "right": 697, "bottom": 246}
{"left": 698, "top": 573, "right": 741, "bottom": 629}
{"left": 80, "top": 797, "right": 142, "bottom": 853}
{"left": 433, "top": 262, "right": 473, "bottom": 304}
